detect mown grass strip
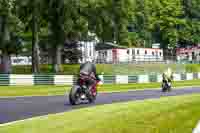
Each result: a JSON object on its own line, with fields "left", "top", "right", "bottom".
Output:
{"left": 0, "top": 79, "right": 200, "bottom": 97}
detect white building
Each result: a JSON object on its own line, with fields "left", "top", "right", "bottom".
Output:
{"left": 128, "top": 48, "right": 163, "bottom": 62}
{"left": 96, "top": 49, "right": 128, "bottom": 63}
{"left": 96, "top": 48, "right": 164, "bottom": 63}
{"left": 78, "top": 41, "right": 97, "bottom": 63}
{"left": 176, "top": 45, "right": 200, "bottom": 62}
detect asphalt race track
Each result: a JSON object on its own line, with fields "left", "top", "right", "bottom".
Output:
{"left": 0, "top": 87, "right": 200, "bottom": 124}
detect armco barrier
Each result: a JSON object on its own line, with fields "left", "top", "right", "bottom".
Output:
{"left": 157, "top": 74, "right": 163, "bottom": 82}
{"left": 149, "top": 74, "right": 157, "bottom": 82}
{"left": 0, "top": 74, "right": 9, "bottom": 86}
{"left": 10, "top": 75, "right": 33, "bottom": 86}
{"left": 116, "top": 75, "right": 128, "bottom": 84}
{"left": 34, "top": 75, "right": 54, "bottom": 85}
{"left": 138, "top": 75, "right": 149, "bottom": 83}
{"left": 193, "top": 73, "right": 199, "bottom": 79}
{"left": 54, "top": 75, "right": 74, "bottom": 85}
{"left": 128, "top": 75, "right": 138, "bottom": 83}
{"left": 103, "top": 75, "right": 116, "bottom": 84}
{"left": 173, "top": 73, "right": 182, "bottom": 81}
{"left": 0, "top": 73, "right": 199, "bottom": 86}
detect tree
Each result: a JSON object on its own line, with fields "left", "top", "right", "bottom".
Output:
{"left": 128, "top": 0, "right": 152, "bottom": 47}
{"left": 146, "top": 0, "right": 185, "bottom": 48}
{"left": 84, "top": 0, "right": 134, "bottom": 46}
{"left": 0, "top": 0, "right": 23, "bottom": 73}
{"left": 180, "top": 0, "right": 200, "bottom": 45}
{"left": 47, "top": 0, "right": 65, "bottom": 73}
{"left": 15, "top": 0, "right": 47, "bottom": 73}
{"left": 48, "top": 0, "right": 88, "bottom": 72}
{"left": 64, "top": 41, "right": 82, "bottom": 64}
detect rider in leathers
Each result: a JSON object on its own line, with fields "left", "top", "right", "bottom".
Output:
{"left": 78, "top": 60, "right": 101, "bottom": 96}
{"left": 162, "top": 68, "right": 173, "bottom": 85}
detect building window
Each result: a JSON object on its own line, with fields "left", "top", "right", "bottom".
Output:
{"left": 137, "top": 50, "right": 140, "bottom": 55}
{"left": 90, "top": 50, "right": 92, "bottom": 56}
{"left": 105, "top": 51, "right": 107, "bottom": 56}
{"left": 145, "top": 50, "right": 147, "bottom": 55}
{"left": 132, "top": 49, "right": 135, "bottom": 55}
{"left": 127, "top": 50, "right": 129, "bottom": 54}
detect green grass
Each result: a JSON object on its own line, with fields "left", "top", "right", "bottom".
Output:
{"left": 9, "top": 64, "right": 200, "bottom": 75}
{"left": 0, "top": 85, "right": 69, "bottom": 97}
{"left": 1, "top": 94, "right": 200, "bottom": 133}
{"left": 0, "top": 80, "right": 200, "bottom": 97}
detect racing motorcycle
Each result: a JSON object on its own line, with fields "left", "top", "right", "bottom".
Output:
{"left": 69, "top": 72, "right": 100, "bottom": 105}
{"left": 162, "top": 80, "right": 172, "bottom": 92}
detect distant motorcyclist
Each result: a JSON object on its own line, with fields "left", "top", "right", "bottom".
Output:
{"left": 162, "top": 67, "right": 173, "bottom": 83}
{"left": 162, "top": 68, "right": 173, "bottom": 91}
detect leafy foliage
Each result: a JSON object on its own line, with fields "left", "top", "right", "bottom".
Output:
{"left": 0, "top": 0, "right": 23, "bottom": 54}
{"left": 64, "top": 41, "right": 82, "bottom": 64}
{"left": 0, "top": 0, "right": 200, "bottom": 73}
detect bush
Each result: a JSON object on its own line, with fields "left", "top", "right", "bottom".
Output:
{"left": 12, "top": 65, "right": 32, "bottom": 74}
{"left": 12, "top": 64, "right": 80, "bottom": 74}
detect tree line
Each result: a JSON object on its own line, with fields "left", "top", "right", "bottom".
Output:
{"left": 0, "top": 0, "right": 199, "bottom": 73}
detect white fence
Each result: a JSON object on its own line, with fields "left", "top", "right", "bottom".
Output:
{"left": 0, "top": 73, "right": 199, "bottom": 86}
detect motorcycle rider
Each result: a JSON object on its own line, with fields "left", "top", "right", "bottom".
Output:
{"left": 162, "top": 67, "right": 173, "bottom": 89}
{"left": 78, "top": 59, "right": 101, "bottom": 97}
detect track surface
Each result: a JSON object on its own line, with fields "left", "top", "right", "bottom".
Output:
{"left": 0, "top": 87, "right": 200, "bottom": 124}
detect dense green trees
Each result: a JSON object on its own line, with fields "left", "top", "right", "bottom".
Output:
{"left": 181, "top": 0, "right": 200, "bottom": 44}
{"left": 146, "top": 0, "right": 185, "bottom": 48}
{"left": 0, "top": 0, "right": 23, "bottom": 73}
{"left": 0, "top": 0, "right": 199, "bottom": 73}
{"left": 15, "top": 0, "right": 47, "bottom": 73}
{"left": 48, "top": 0, "right": 65, "bottom": 72}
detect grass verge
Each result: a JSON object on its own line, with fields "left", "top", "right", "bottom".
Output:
{"left": 0, "top": 80, "right": 200, "bottom": 97}
{"left": 10, "top": 64, "right": 200, "bottom": 75}
{"left": 0, "top": 94, "right": 200, "bottom": 133}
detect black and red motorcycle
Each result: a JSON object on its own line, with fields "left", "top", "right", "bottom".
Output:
{"left": 69, "top": 72, "right": 100, "bottom": 105}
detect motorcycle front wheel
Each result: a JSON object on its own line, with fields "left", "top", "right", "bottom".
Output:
{"left": 162, "top": 82, "right": 167, "bottom": 92}
{"left": 69, "top": 85, "right": 81, "bottom": 105}
{"left": 87, "top": 90, "right": 97, "bottom": 103}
